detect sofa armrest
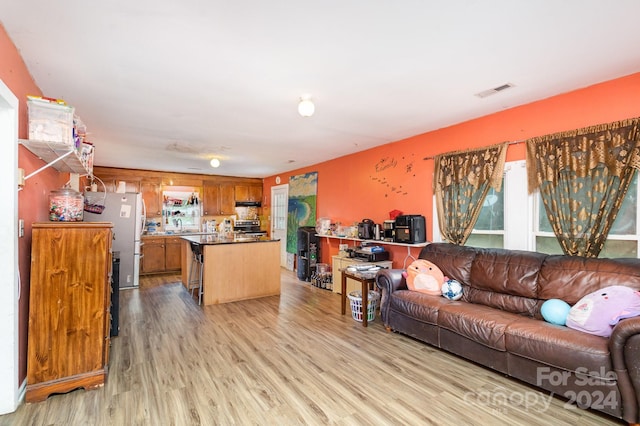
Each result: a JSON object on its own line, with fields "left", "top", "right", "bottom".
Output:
{"left": 375, "top": 269, "right": 406, "bottom": 327}
{"left": 609, "top": 317, "right": 640, "bottom": 424}
{"left": 375, "top": 269, "right": 407, "bottom": 294}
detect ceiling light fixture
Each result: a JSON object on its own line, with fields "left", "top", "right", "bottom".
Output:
{"left": 210, "top": 158, "right": 220, "bottom": 168}
{"left": 298, "top": 95, "right": 315, "bottom": 117}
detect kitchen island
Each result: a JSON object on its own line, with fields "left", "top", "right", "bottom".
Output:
{"left": 180, "top": 235, "right": 281, "bottom": 305}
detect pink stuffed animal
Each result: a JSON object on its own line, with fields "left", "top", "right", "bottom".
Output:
{"left": 566, "top": 285, "right": 640, "bottom": 337}
{"left": 403, "top": 259, "right": 446, "bottom": 296}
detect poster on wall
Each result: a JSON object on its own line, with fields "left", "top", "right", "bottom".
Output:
{"left": 286, "top": 172, "right": 318, "bottom": 253}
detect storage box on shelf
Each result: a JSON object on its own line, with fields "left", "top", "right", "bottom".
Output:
{"left": 21, "top": 97, "right": 94, "bottom": 176}
{"left": 27, "top": 97, "right": 74, "bottom": 145}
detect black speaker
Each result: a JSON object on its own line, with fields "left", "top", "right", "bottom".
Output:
{"left": 297, "top": 226, "right": 319, "bottom": 281}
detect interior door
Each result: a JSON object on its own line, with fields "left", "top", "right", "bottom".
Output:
{"left": 271, "top": 184, "right": 289, "bottom": 268}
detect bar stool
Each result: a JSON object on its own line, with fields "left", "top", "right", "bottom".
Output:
{"left": 188, "top": 241, "right": 204, "bottom": 305}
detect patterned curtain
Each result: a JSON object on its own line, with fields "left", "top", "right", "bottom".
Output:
{"left": 434, "top": 143, "right": 507, "bottom": 245}
{"left": 526, "top": 118, "right": 640, "bottom": 257}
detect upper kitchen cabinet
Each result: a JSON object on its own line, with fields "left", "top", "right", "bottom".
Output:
{"left": 140, "top": 178, "right": 162, "bottom": 216}
{"left": 99, "top": 177, "right": 140, "bottom": 193}
{"left": 235, "top": 183, "right": 263, "bottom": 203}
{"left": 161, "top": 176, "right": 203, "bottom": 187}
{"left": 203, "top": 181, "right": 235, "bottom": 215}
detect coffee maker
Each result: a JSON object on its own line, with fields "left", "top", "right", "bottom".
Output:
{"left": 382, "top": 220, "right": 395, "bottom": 242}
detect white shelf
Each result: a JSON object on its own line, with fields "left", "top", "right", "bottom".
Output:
{"left": 318, "top": 234, "right": 429, "bottom": 248}
{"left": 20, "top": 139, "right": 91, "bottom": 175}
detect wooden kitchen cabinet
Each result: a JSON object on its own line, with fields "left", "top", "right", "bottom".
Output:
{"left": 164, "top": 237, "right": 182, "bottom": 271}
{"left": 141, "top": 237, "right": 166, "bottom": 274}
{"left": 27, "top": 222, "right": 113, "bottom": 402}
{"left": 141, "top": 236, "right": 182, "bottom": 274}
{"left": 203, "top": 181, "right": 235, "bottom": 215}
{"left": 141, "top": 179, "right": 162, "bottom": 216}
{"left": 235, "top": 183, "right": 263, "bottom": 203}
{"left": 98, "top": 175, "right": 140, "bottom": 193}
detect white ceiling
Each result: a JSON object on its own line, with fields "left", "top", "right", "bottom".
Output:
{"left": 3, "top": 1, "right": 640, "bottom": 178}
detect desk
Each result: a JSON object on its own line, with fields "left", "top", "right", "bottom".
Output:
{"left": 341, "top": 269, "right": 379, "bottom": 327}
{"left": 332, "top": 256, "right": 392, "bottom": 294}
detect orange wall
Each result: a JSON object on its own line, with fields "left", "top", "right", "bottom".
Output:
{"left": 264, "top": 72, "right": 640, "bottom": 267}
{"left": 1, "top": 23, "right": 68, "bottom": 385}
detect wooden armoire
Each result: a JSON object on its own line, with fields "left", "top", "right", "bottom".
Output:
{"left": 26, "top": 222, "right": 113, "bottom": 402}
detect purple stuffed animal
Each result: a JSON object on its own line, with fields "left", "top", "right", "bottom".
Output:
{"left": 566, "top": 285, "right": 640, "bottom": 337}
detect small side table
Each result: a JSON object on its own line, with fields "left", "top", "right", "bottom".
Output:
{"left": 341, "top": 269, "right": 378, "bottom": 327}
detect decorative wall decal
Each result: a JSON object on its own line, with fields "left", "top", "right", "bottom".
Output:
{"left": 370, "top": 153, "right": 417, "bottom": 197}
{"left": 375, "top": 157, "right": 397, "bottom": 172}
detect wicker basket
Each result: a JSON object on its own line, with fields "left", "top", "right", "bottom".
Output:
{"left": 83, "top": 179, "right": 106, "bottom": 214}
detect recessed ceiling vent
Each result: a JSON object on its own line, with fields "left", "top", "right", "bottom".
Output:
{"left": 474, "top": 82, "right": 515, "bottom": 98}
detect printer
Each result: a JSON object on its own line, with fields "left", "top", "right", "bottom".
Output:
{"left": 353, "top": 245, "right": 390, "bottom": 262}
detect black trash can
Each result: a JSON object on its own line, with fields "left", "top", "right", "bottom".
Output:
{"left": 111, "top": 252, "right": 120, "bottom": 337}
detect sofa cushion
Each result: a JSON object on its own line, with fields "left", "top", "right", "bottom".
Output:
{"left": 462, "top": 286, "right": 539, "bottom": 317}
{"left": 389, "top": 290, "right": 451, "bottom": 325}
{"left": 419, "top": 243, "right": 477, "bottom": 285}
{"left": 437, "top": 302, "right": 522, "bottom": 351}
{"left": 505, "top": 316, "right": 612, "bottom": 375}
{"left": 462, "top": 248, "right": 545, "bottom": 316}
{"left": 538, "top": 255, "right": 640, "bottom": 305}
{"left": 468, "top": 247, "right": 546, "bottom": 303}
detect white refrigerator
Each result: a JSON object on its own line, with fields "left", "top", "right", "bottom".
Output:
{"left": 84, "top": 192, "right": 144, "bottom": 288}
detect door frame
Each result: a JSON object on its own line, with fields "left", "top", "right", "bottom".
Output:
{"left": 0, "top": 79, "right": 20, "bottom": 414}
{"left": 270, "top": 184, "right": 289, "bottom": 269}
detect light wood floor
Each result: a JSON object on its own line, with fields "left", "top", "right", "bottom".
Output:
{"left": 1, "top": 270, "right": 623, "bottom": 425}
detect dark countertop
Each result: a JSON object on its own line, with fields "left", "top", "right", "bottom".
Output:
{"left": 180, "top": 234, "right": 279, "bottom": 245}
{"left": 142, "top": 231, "right": 213, "bottom": 238}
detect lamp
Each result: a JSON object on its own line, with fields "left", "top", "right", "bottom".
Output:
{"left": 298, "top": 95, "right": 315, "bottom": 117}
{"left": 210, "top": 158, "right": 220, "bottom": 168}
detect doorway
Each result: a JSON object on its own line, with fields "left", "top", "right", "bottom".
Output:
{"left": 271, "top": 184, "right": 289, "bottom": 268}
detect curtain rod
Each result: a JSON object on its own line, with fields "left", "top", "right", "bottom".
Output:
{"left": 422, "top": 139, "right": 525, "bottom": 161}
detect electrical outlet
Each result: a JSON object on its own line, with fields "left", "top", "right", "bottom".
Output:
{"left": 339, "top": 244, "right": 348, "bottom": 251}
{"left": 18, "top": 219, "right": 24, "bottom": 237}
{"left": 127, "top": 274, "right": 132, "bottom": 283}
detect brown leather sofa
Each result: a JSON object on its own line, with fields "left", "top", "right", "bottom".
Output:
{"left": 376, "top": 242, "right": 640, "bottom": 424}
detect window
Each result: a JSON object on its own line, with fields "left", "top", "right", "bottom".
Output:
{"left": 432, "top": 160, "right": 639, "bottom": 258}
{"left": 534, "top": 173, "right": 639, "bottom": 258}
{"left": 466, "top": 184, "right": 504, "bottom": 248}
{"left": 433, "top": 160, "right": 531, "bottom": 250}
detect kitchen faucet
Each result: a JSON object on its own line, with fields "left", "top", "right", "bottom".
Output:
{"left": 173, "top": 218, "right": 183, "bottom": 232}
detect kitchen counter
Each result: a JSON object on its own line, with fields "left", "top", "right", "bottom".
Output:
{"left": 180, "top": 235, "right": 281, "bottom": 305}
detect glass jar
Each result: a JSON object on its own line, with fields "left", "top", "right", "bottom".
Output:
{"left": 49, "top": 188, "right": 84, "bottom": 221}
